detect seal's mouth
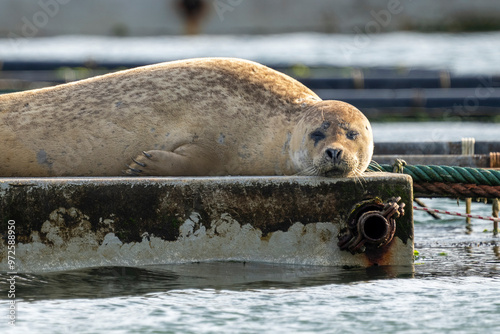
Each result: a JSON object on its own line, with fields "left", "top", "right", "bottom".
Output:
{"left": 294, "top": 154, "right": 356, "bottom": 177}
{"left": 317, "top": 157, "right": 354, "bottom": 177}
{"left": 323, "top": 168, "right": 349, "bottom": 177}
{"left": 296, "top": 163, "right": 352, "bottom": 177}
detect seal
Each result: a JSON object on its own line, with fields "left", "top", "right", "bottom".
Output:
{"left": 0, "top": 58, "right": 373, "bottom": 177}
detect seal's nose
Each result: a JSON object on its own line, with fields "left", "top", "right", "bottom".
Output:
{"left": 325, "top": 148, "right": 343, "bottom": 163}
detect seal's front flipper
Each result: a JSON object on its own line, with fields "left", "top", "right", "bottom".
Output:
{"left": 124, "top": 147, "right": 217, "bottom": 176}
{"left": 124, "top": 151, "right": 154, "bottom": 176}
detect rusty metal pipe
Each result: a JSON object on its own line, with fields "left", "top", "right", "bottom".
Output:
{"left": 338, "top": 197, "right": 403, "bottom": 254}
{"left": 359, "top": 211, "right": 391, "bottom": 244}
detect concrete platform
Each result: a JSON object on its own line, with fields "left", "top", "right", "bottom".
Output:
{"left": 0, "top": 174, "right": 413, "bottom": 272}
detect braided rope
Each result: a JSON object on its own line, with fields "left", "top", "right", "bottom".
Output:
{"left": 413, "top": 182, "right": 500, "bottom": 198}
{"left": 368, "top": 163, "right": 500, "bottom": 198}
{"left": 368, "top": 163, "right": 500, "bottom": 186}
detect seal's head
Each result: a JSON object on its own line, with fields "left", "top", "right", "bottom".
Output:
{"left": 290, "top": 100, "right": 373, "bottom": 177}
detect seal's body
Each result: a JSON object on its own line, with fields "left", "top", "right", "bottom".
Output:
{"left": 0, "top": 58, "right": 373, "bottom": 177}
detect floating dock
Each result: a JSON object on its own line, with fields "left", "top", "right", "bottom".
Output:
{"left": 0, "top": 174, "right": 413, "bottom": 272}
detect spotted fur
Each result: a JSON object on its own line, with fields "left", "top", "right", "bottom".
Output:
{"left": 0, "top": 58, "right": 372, "bottom": 177}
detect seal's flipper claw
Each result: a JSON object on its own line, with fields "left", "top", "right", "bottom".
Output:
{"left": 123, "top": 163, "right": 142, "bottom": 176}
{"left": 123, "top": 167, "right": 139, "bottom": 176}
{"left": 126, "top": 165, "right": 142, "bottom": 174}
{"left": 128, "top": 150, "right": 159, "bottom": 176}
{"left": 132, "top": 158, "right": 146, "bottom": 167}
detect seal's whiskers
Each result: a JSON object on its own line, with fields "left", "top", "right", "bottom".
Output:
{"left": 368, "top": 160, "right": 384, "bottom": 172}
{"left": 352, "top": 167, "right": 367, "bottom": 187}
{"left": 295, "top": 164, "right": 319, "bottom": 176}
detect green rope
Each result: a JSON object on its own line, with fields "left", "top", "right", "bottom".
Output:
{"left": 368, "top": 163, "right": 500, "bottom": 186}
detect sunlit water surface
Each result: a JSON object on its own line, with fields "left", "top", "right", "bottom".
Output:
{"left": 1, "top": 32, "right": 500, "bottom": 75}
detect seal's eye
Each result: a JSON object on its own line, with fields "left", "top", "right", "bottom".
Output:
{"left": 310, "top": 130, "right": 326, "bottom": 145}
{"left": 346, "top": 130, "right": 359, "bottom": 140}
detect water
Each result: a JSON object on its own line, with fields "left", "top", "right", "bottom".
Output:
{"left": 1, "top": 32, "right": 500, "bottom": 75}
{"left": 5, "top": 272, "right": 500, "bottom": 334}
{"left": 372, "top": 122, "right": 500, "bottom": 142}
{"left": 1, "top": 32, "right": 500, "bottom": 333}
